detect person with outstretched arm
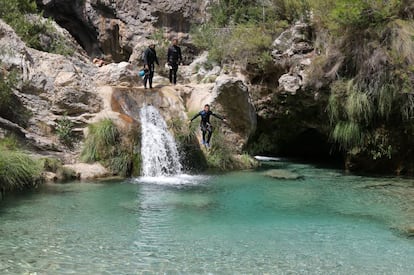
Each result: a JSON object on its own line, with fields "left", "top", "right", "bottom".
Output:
{"left": 143, "top": 42, "right": 159, "bottom": 89}
{"left": 189, "top": 104, "right": 227, "bottom": 148}
{"left": 167, "top": 38, "right": 182, "bottom": 85}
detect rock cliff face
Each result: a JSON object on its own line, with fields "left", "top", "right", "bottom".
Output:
{"left": 0, "top": 14, "right": 258, "bottom": 176}
{"left": 8, "top": 1, "right": 412, "bottom": 175}
{"left": 0, "top": 19, "right": 101, "bottom": 161}
{"left": 37, "top": 0, "right": 210, "bottom": 63}
{"left": 247, "top": 21, "right": 336, "bottom": 162}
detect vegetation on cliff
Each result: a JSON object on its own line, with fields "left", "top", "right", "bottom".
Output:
{"left": 195, "top": 0, "right": 414, "bottom": 174}
{"left": 81, "top": 119, "right": 141, "bottom": 177}
{"left": 0, "top": 0, "right": 73, "bottom": 55}
{"left": 317, "top": 1, "right": 414, "bottom": 173}
{"left": 0, "top": 137, "right": 42, "bottom": 196}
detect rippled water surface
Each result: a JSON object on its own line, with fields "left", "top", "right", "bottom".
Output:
{"left": 1, "top": 161, "right": 414, "bottom": 274}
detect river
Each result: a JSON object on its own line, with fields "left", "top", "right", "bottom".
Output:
{"left": 1, "top": 160, "right": 414, "bottom": 274}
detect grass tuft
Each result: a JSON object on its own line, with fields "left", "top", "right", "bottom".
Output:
{"left": 0, "top": 140, "right": 42, "bottom": 193}
{"left": 332, "top": 121, "right": 365, "bottom": 150}
{"left": 81, "top": 119, "right": 140, "bottom": 177}
{"left": 81, "top": 119, "right": 119, "bottom": 163}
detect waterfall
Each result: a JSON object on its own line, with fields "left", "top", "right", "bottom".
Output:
{"left": 140, "top": 105, "right": 182, "bottom": 177}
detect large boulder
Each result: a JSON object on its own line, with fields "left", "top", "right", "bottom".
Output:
{"left": 64, "top": 162, "right": 110, "bottom": 180}
{"left": 94, "top": 61, "right": 141, "bottom": 87}
{"left": 184, "top": 75, "right": 257, "bottom": 151}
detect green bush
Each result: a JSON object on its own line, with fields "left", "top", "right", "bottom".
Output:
{"left": 56, "top": 114, "right": 75, "bottom": 147}
{"left": 328, "top": 0, "right": 401, "bottom": 31}
{"left": 0, "top": 138, "right": 42, "bottom": 193}
{"left": 332, "top": 121, "right": 365, "bottom": 150}
{"left": 174, "top": 117, "right": 208, "bottom": 172}
{"left": 206, "top": 130, "right": 236, "bottom": 170}
{"left": 81, "top": 119, "right": 140, "bottom": 177}
{"left": 41, "top": 157, "right": 62, "bottom": 173}
{"left": 81, "top": 119, "right": 119, "bottom": 162}
{"left": 192, "top": 24, "right": 272, "bottom": 67}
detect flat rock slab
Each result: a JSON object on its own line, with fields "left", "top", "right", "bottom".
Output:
{"left": 64, "top": 163, "right": 110, "bottom": 180}
{"left": 264, "top": 169, "right": 303, "bottom": 180}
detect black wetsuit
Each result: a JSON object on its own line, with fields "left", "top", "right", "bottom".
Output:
{"left": 143, "top": 47, "right": 159, "bottom": 89}
{"left": 191, "top": 110, "right": 224, "bottom": 144}
{"left": 167, "top": 45, "right": 182, "bottom": 84}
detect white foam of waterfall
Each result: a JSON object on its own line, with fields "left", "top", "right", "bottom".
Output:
{"left": 140, "top": 105, "right": 182, "bottom": 177}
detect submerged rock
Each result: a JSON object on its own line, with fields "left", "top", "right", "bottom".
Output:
{"left": 405, "top": 226, "right": 414, "bottom": 237}
{"left": 264, "top": 169, "right": 303, "bottom": 180}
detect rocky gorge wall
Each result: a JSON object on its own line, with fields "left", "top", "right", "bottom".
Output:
{"left": 0, "top": 10, "right": 258, "bottom": 179}
{"left": 36, "top": 0, "right": 210, "bottom": 63}
{"left": 2, "top": 0, "right": 413, "bottom": 179}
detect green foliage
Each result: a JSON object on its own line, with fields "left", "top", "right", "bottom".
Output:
{"left": 345, "top": 86, "right": 372, "bottom": 124}
{"left": 48, "top": 34, "right": 76, "bottom": 56}
{"left": 206, "top": 130, "right": 236, "bottom": 170}
{"left": 376, "top": 84, "right": 396, "bottom": 119}
{"left": 191, "top": 0, "right": 302, "bottom": 69}
{"left": 81, "top": 119, "right": 140, "bottom": 177}
{"left": 0, "top": 67, "right": 31, "bottom": 126}
{"left": 192, "top": 24, "right": 272, "bottom": 67}
{"left": 0, "top": 0, "right": 74, "bottom": 55}
{"left": 321, "top": 5, "right": 414, "bottom": 164}
{"left": 332, "top": 121, "right": 365, "bottom": 150}
{"left": 0, "top": 138, "right": 42, "bottom": 193}
{"left": 270, "top": 0, "right": 311, "bottom": 23}
{"left": 172, "top": 116, "right": 208, "bottom": 172}
{"left": 306, "top": 0, "right": 402, "bottom": 32}
{"left": 367, "top": 129, "right": 393, "bottom": 160}
{"left": 246, "top": 132, "right": 278, "bottom": 155}
{"left": 41, "top": 157, "right": 62, "bottom": 173}
{"left": 210, "top": 0, "right": 308, "bottom": 27}
{"left": 0, "top": 69, "right": 18, "bottom": 113}
{"left": 56, "top": 114, "right": 75, "bottom": 147}
{"left": 81, "top": 119, "right": 119, "bottom": 163}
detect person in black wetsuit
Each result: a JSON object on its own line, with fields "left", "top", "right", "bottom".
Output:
{"left": 167, "top": 38, "right": 182, "bottom": 85}
{"left": 143, "top": 43, "right": 159, "bottom": 89}
{"left": 189, "top": 104, "right": 226, "bottom": 147}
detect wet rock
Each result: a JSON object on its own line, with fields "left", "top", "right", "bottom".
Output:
{"left": 264, "top": 169, "right": 303, "bottom": 180}
{"left": 406, "top": 226, "right": 414, "bottom": 236}
{"left": 43, "top": 171, "right": 58, "bottom": 182}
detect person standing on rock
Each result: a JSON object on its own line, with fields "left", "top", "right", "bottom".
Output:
{"left": 189, "top": 104, "right": 226, "bottom": 148}
{"left": 143, "top": 42, "right": 159, "bottom": 89}
{"left": 167, "top": 38, "right": 182, "bottom": 85}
